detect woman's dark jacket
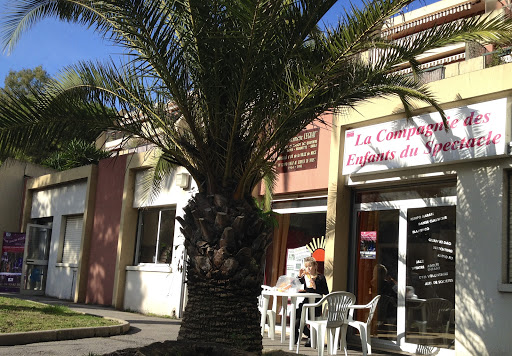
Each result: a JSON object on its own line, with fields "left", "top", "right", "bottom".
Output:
{"left": 297, "top": 274, "right": 329, "bottom": 317}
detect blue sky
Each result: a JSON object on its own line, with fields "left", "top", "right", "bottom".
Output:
{"left": 0, "top": 0, "right": 437, "bottom": 84}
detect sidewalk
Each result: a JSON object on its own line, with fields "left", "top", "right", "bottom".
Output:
{"left": 261, "top": 326, "right": 401, "bottom": 356}
{"left": 0, "top": 294, "right": 399, "bottom": 356}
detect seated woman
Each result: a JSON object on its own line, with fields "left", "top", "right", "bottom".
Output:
{"left": 295, "top": 256, "right": 329, "bottom": 346}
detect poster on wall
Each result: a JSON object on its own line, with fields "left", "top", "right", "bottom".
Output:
{"left": 406, "top": 206, "right": 456, "bottom": 300}
{"left": 360, "top": 231, "right": 377, "bottom": 259}
{"left": 306, "top": 236, "right": 326, "bottom": 262}
{"left": 0, "top": 232, "right": 25, "bottom": 292}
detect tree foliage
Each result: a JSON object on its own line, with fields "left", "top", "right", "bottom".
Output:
{"left": 0, "top": 65, "right": 108, "bottom": 164}
{"left": 41, "top": 138, "right": 111, "bottom": 170}
{"left": 1, "top": 0, "right": 511, "bottom": 198}
{"left": 2, "top": 65, "right": 50, "bottom": 98}
{"left": 0, "top": 65, "right": 52, "bottom": 161}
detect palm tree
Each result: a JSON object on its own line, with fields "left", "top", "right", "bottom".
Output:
{"left": 1, "top": 0, "right": 512, "bottom": 353}
{"left": 41, "top": 138, "right": 111, "bottom": 170}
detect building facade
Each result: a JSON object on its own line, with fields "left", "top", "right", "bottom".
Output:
{"left": 10, "top": 0, "right": 512, "bottom": 354}
{"left": 322, "top": 1, "right": 512, "bottom": 355}
{"left": 18, "top": 153, "right": 196, "bottom": 318}
{"left": 260, "top": 116, "right": 332, "bottom": 285}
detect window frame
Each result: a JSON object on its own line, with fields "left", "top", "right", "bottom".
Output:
{"left": 58, "top": 214, "right": 83, "bottom": 266}
{"left": 503, "top": 172, "right": 512, "bottom": 287}
{"left": 134, "top": 206, "right": 176, "bottom": 265}
{"left": 498, "top": 172, "right": 512, "bottom": 292}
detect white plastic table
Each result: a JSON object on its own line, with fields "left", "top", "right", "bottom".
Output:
{"left": 260, "top": 288, "right": 321, "bottom": 350}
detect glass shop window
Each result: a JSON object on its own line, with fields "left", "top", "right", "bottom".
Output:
{"left": 286, "top": 212, "right": 327, "bottom": 275}
{"left": 354, "top": 183, "right": 456, "bottom": 350}
{"left": 405, "top": 206, "right": 456, "bottom": 349}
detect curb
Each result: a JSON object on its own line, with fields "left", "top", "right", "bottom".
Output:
{"left": 0, "top": 316, "right": 130, "bottom": 346}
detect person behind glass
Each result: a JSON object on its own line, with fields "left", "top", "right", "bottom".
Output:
{"left": 371, "top": 264, "right": 397, "bottom": 298}
{"left": 295, "top": 256, "right": 329, "bottom": 347}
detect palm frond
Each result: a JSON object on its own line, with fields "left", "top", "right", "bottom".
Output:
{"left": 0, "top": 81, "right": 112, "bottom": 160}
{"left": 2, "top": 0, "right": 512, "bottom": 199}
{"left": 136, "top": 149, "right": 180, "bottom": 206}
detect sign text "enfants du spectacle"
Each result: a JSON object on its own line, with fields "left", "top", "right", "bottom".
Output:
{"left": 342, "top": 98, "right": 507, "bottom": 175}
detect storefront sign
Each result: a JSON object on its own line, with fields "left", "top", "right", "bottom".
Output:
{"left": 277, "top": 127, "right": 319, "bottom": 173}
{"left": 0, "top": 232, "right": 25, "bottom": 292}
{"left": 342, "top": 98, "right": 507, "bottom": 175}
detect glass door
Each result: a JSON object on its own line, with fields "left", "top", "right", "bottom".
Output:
{"left": 21, "top": 224, "right": 52, "bottom": 295}
{"left": 355, "top": 210, "right": 399, "bottom": 341}
{"left": 352, "top": 183, "right": 456, "bottom": 355}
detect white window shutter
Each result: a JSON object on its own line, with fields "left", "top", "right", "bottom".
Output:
{"left": 62, "top": 216, "right": 83, "bottom": 265}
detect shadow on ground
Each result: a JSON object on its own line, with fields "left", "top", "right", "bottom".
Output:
{"left": 102, "top": 340, "right": 298, "bottom": 356}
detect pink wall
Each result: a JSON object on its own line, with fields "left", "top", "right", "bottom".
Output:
{"left": 85, "top": 156, "right": 127, "bottom": 305}
{"left": 265, "top": 114, "right": 332, "bottom": 195}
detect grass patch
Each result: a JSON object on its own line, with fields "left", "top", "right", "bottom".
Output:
{"left": 0, "top": 296, "right": 120, "bottom": 333}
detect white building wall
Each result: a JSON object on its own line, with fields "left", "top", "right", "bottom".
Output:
{"left": 123, "top": 168, "right": 196, "bottom": 317}
{"left": 31, "top": 182, "right": 87, "bottom": 300}
{"left": 456, "top": 159, "right": 512, "bottom": 356}
{"left": 124, "top": 263, "right": 185, "bottom": 317}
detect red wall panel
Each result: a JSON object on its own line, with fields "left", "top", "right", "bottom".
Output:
{"left": 86, "top": 156, "right": 127, "bottom": 305}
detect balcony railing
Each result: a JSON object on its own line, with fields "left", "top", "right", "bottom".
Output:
{"left": 483, "top": 47, "right": 512, "bottom": 68}
{"left": 396, "top": 65, "right": 446, "bottom": 84}
{"left": 418, "top": 65, "right": 445, "bottom": 83}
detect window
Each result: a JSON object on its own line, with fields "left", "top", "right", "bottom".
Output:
{"left": 135, "top": 207, "right": 176, "bottom": 264}
{"left": 61, "top": 215, "right": 83, "bottom": 265}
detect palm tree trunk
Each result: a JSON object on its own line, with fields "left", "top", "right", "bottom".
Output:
{"left": 177, "top": 192, "right": 271, "bottom": 354}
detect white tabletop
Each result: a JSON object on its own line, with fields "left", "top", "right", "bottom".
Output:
{"left": 262, "top": 289, "right": 322, "bottom": 299}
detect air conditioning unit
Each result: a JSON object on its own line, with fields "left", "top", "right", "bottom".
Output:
{"left": 175, "top": 172, "right": 190, "bottom": 189}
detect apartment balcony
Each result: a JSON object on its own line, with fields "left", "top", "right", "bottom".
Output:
{"left": 389, "top": 43, "right": 512, "bottom": 86}
{"left": 483, "top": 47, "right": 512, "bottom": 68}
{"left": 97, "top": 131, "right": 156, "bottom": 155}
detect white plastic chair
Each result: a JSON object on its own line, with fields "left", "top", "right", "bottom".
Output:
{"left": 337, "top": 295, "right": 381, "bottom": 356}
{"left": 259, "top": 285, "right": 276, "bottom": 339}
{"left": 296, "top": 291, "right": 356, "bottom": 356}
{"left": 410, "top": 298, "right": 452, "bottom": 334}
{"left": 444, "top": 308, "right": 455, "bottom": 347}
